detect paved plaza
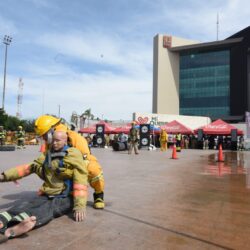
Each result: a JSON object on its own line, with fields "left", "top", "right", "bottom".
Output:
{"left": 0, "top": 146, "right": 250, "bottom": 250}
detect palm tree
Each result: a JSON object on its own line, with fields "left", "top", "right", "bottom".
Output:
{"left": 70, "top": 111, "right": 78, "bottom": 126}
{"left": 81, "top": 108, "right": 93, "bottom": 127}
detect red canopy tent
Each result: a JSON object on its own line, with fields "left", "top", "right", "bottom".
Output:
{"left": 97, "top": 121, "right": 116, "bottom": 134}
{"left": 113, "top": 124, "right": 132, "bottom": 134}
{"left": 78, "top": 125, "right": 96, "bottom": 134}
{"left": 194, "top": 119, "right": 243, "bottom": 135}
{"left": 160, "top": 120, "right": 193, "bottom": 134}
{"left": 79, "top": 121, "right": 116, "bottom": 134}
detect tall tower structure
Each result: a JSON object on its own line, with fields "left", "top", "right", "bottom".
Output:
{"left": 16, "top": 78, "right": 24, "bottom": 119}
{"left": 216, "top": 13, "right": 219, "bottom": 41}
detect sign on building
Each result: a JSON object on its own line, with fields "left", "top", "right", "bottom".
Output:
{"left": 163, "top": 36, "right": 172, "bottom": 48}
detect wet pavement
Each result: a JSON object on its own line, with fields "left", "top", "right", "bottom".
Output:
{"left": 0, "top": 146, "right": 250, "bottom": 249}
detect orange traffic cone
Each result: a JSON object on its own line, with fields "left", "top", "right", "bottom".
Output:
{"left": 39, "top": 143, "right": 46, "bottom": 153}
{"left": 217, "top": 144, "right": 224, "bottom": 162}
{"left": 171, "top": 144, "right": 178, "bottom": 159}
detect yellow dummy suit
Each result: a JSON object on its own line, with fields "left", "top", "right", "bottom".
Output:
{"left": 159, "top": 129, "right": 168, "bottom": 151}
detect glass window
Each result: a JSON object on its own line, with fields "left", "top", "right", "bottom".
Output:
{"left": 179, "top": 50, "right": 230, "bottom": 117}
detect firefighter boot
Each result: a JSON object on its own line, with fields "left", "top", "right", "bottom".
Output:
{"left": 93, "top": 192, "right": 105, "bottom": 209}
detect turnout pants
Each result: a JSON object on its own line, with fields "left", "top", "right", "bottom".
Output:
{"left": 128, "top": 142, "right": 139, "bottom": 154}
{"left": 17, "top": 139, "right": 25, "bottom": 147}
{"left": 176, "top": 140, "right": 181, "bottom": 152}
{"left": 88, "top": 160, "right": 105, "bottom": 194}
{"left": 160, "top": 141, "right": 167, "bottom": 151}
{"left": 0, "top": 138, "right": 5, "bottom": 146}
{"left": 0, "top": 196, "right": 73, "bottom": 234}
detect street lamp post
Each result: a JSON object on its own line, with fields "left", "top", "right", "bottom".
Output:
{"left": 2, "top": 35, "right": 12, "bottom": 110}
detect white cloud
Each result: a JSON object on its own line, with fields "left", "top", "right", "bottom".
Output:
{"left": 1, "top": 0, "right": 250, "bottom": 122}
{"left": 0, "top": 15, "right": 18, "bottom": 36}
{"left": 4, "top": 30, "right": 152, "bottom": 120}
{"left": 129, "top": 0, "right": 250, "bottom": 41}
{"left": 35, "top": 30, "right": 152, "bottom": 74}
{"left": 2, "top": 60, "right": 152, "bottom": 120}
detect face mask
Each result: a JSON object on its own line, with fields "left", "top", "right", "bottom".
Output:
{"left": 45, "top": 128, "right": 54, "bottom": 145}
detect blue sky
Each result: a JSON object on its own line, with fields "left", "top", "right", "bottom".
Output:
{"left": 0, "top": 0, "right": 249, "bottom": 121}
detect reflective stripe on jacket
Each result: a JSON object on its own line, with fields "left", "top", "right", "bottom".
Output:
{"left": 3, "top": 147, "right": 88, "bottom": 211}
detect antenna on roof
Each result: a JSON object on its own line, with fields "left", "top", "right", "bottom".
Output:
{"left": 16, "top": 78, "right": 24, "bottom": 119}
{"left": 216, "top": 13, "right": 219, "bottom": 41}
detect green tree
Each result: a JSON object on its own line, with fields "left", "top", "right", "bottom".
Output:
{"left": 0, "top": 108, "right": 8, "bottom": 127}
{"left": 0, "top": 109, "right": 35, "bottom": 132}
{"left": 5, "top": 116, "right": 20, "bottom": 131}
{"left": 21, "top": 119, "right": 35, "bottom": 132}
{"left": 81, "top": 108, "right": 94, "bottom": 127}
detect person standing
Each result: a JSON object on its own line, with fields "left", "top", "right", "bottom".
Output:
{"left": 0, "top": 126, "right": 6, "bottom": 146}
{"left": 104, "top": 134, "right": 110, "bottom": 148}
{"left": 175, "top": 132, "right": 182, "bottom": 152}
{"left": 184, "top": 135, "right": 189, "bottom": 149}
{"left": 238, "top": 135, "right": 244, "bottom": 151}
{"left": 128, "top": 122, "right": 139, "bottom": 154}
{"left": 217, "top": 135, "right": 223, "bottom": 149}
{"left": 159, "top": 129, "right": 168, "bottom": 151}
{"left": 118, "top": 133, "right": 128, "bottom": 143}
{"left": 203, "top": 134, "right": 209, "bottom": 150}
{"left": 109, "top": 133, "right": 114, "bottom": 147}
{"left": 15, "top": 126, "right": 25, "bottom": 149}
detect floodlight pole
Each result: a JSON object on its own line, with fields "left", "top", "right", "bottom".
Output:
{"left": 2, "top": 35, "right": 12, "bottom": 110}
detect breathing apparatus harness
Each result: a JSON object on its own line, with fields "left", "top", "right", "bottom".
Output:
{"left": 42, "top": 128, "right": 72, "bottom": 199}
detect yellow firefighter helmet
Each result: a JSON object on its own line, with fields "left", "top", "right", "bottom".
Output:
{"left": 35, "top": 115, "right": 61, "bottom": 136}
{"left": 18, "top": 126, "right": 23, "bottom": 130}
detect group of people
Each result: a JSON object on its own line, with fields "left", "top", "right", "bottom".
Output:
{"left": 200, "top": 134, "right": 245, "bottom": 151}
{"left": 0, "top": 115, "right": 105, "bottom": 243}
{"left": 0, "top": 125, "right": 25, "bottom": 149}
{"left": 87, "top": 133, "right": 129, "bottom": 148}
{"left": 159, "top": 130, "right": 183, "bottom": 152}
{"left": 85, "top": 125, "right": 246, "bottom": 154}
{"left": 0, "top": 117, "right": 247, "bottom": 243}
{"left": 84, "top": 123, "right": 140, "bottom": 154}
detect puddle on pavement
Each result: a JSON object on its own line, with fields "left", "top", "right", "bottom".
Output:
{"left": 203, "top": 151, "right": 248, "bottom": 178}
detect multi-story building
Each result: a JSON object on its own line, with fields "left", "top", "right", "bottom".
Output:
{"left": 153, "top": 26, "right": 250, "bottom": 122}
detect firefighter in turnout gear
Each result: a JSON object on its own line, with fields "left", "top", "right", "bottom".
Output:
{"left": 159, "top": 129, "right": 168, "bottom": 151}
{"left": 0, "top": 131, "right": 88, "bottom": 243}
{"left": 34, "top": 115, "right": 105, "bottom": 209}
{"left": 128, "top": 121, "right": 139, "bottom": 154}
{"left": 0, "top": 126, "right": 6, "bottom": 146}
{"left": 15, "top": 126, "right": 25, "bottom": 149}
